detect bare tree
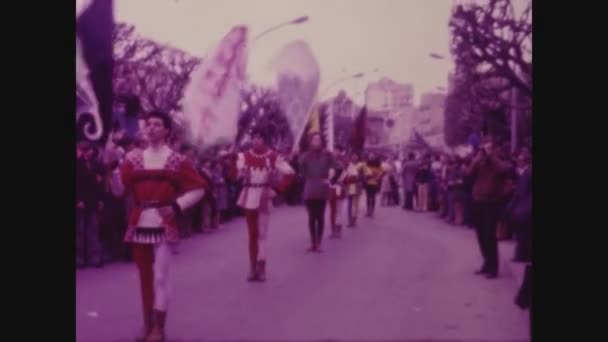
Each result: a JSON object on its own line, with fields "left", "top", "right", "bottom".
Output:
{"left": 112, "top": 22, "right": 201, "bottom": 114}
{"left": 450, "top": 0, "right": 532, "bottom": 107}
{"left": 445, "top": 0, "right": 532, "bottom": 146}
{"left": 238, "top": 85, "right": 292, "bottom": 149}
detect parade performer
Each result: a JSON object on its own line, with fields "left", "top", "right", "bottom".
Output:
{"left": 236, "top": 129, "right": 294, "bottom": 282}
{"left": 343, "top": 153, "right": 364, "bottom": 227}
{"left": 110, "top": 111, "right": 207, "bottom": 342}
{"left": 299, "top": 133, "right": 339, "bottom": 251}
{"left": 363, "top": 153, "right": 384, "bottom": 218}
{"left": 328, "top": 148, "right": 347, "bottom": 238}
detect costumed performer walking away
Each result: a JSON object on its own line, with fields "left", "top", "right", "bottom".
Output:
{"left": 363, "top": 153, "right": 384, "bottom": 218}
{"left": 380, "top": 155, "right": 394, "bottom": 207}
{"left": 236, "top": 128, "right": 295, "bottom": 282}
{"left": 110, "top": 111, "right": 208, "bottom": 342}
{"left": 298, "top": 132, "right": 339, "bottom": 252}
{"left": 328, "top": 147, "right": 347, "bottom": 238}
{"left": 343, "top": 153, "right": 364, "bottom": 227}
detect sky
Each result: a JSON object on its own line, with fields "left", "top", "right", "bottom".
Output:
{"left": 115, "top": 0, "right": 459, "bottom": 106}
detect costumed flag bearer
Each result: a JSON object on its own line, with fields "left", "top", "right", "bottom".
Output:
{"left": 236, "top": 128, "right": 295, "bottom": 282}
{"left": 109, "top": 111, "right": 208, "bottom": 342}
{"left": 329, "top": 148, "right": 347, "bottom": 238}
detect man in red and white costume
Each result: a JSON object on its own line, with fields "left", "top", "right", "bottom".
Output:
{"left": 110, "top": 111, "right": 207, "bottom": 342}
{"left": 236, "top": 129, "right": 294, "bottom": 282}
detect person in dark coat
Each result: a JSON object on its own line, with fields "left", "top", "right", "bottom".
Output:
{"left": 76, "top": 142, "right": 105, "bottom": 268}
{"left": 401, "top": 153, "right": 418, "bottom": 210}
{"left": 415, "top": 155, "right": 432, "bottom": 211}
{"left": 467, "top": 137, "right": 511, "bottom": 279}
{"left": 298, "top": 133, "right": 339, "bottom": 252}
{"left": 507, "top": 152, "right": 532, "bottom": 263}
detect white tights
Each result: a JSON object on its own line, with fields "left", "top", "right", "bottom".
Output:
{"left": 257, "top": 211, "right": 270, "bottom": 260}
{"left": 153, "top": 243, "right": 171, "bottom": 311}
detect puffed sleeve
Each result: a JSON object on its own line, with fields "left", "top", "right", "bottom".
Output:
{"left": 110, "top": 153, "right": 135, "bottom": 197}
{"left": 177, "top": 157, "right": 207, "bottom": 193}
{"left": 175, "top": 157, "right": 207, "bottom": 211}
{"left": 274, "top": 154, "right": 295, "bottom": 192}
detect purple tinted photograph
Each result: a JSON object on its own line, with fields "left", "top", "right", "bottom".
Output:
{"left": 76, "top": 0, "right": 532, "bottom": 341}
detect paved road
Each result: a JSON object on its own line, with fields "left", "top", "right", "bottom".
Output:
{"left": 76, "top": 205, "right": 529, "bottom": 341}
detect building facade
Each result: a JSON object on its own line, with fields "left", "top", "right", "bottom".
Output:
{"left": 414, "top": 92, "right": 447, "bottom": 149}
{"left": 365, "top": 78, "right": 415, "bottom": 148}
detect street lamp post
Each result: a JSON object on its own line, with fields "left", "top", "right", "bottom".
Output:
{"left": 511, "top": 87, "right": 518, "bottom": 154}
{"left": 320, "top": 72, "right": 365, "bottom": 99}
{"left": 319, "top": 72, "right": 366, "bottom": 152}
{"left": 241, "top": 15, "right": 309, "bottom": 102}
{"left": 252, "top": 16, "right": 309, "bottom": 42}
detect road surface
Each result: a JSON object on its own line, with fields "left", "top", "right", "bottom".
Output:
{"left": 76, "top": 205, "right": 529, "bottom": 341}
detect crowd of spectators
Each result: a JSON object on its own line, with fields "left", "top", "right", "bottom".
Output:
{"left": 76, "top": 128, "right": 247, "bottom": 268}
{"left": 77, "top": 101, "right": 531, "bottom": 294}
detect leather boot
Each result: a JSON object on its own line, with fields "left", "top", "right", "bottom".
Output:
{"left": 146, "top": 310, "right": 166, "bottom": 342}
{"left": 135, "top": 310, "right": 153, "bottom": 342}
{"left": 257, "top": 260, "right": 266, "bottom": 282}
{"left": 247, "top": 261, "right": 259, "bottom": 282}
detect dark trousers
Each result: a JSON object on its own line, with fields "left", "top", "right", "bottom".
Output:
{"left": 305, "top": 199, "right": 327, "bottom": 247}
{"left": 365, "top": 185, "right": 378, "bottom": 215}
{"left": 446, "top": 190, "right": 456, "bottom": 221}
{"left": 392, "top": 190, "right": 400, "bottom": 206}
{"left": 191, "top": 200, "right": 202, "bottom": 232}
{"left": 514, "top": 224, "right": 532, "bottom": 262}
{"left": 201, "top": 195, "right": 218, "bottom": 230}
{"left": 76, "top": 208, "right": 103, "bottom": 266}
{"left": 99, "top": 196, "right": 128, "bottom": 261}
{"left": 403, "top": 189, "right": 415, "bottom": 210}
{"left": 472, "top": 201, "right": 501, "bottom": 274}
{"left": 463, "top": 192, "right": 474, "bottom": 227}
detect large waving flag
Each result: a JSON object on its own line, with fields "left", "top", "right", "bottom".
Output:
{"left": 182, "top": 26, "right": 248, "bottom": 148}
{"left": 76, "top": 0, "right": 114, "bottom": 142}
{"left": 270, "top": 40, "right": 320, "bottom": 152}
{"left": 297, "top": 101, "right": 322, "bottom": 151}
{"left": 350, "top": 105, "right": 367, "bottom": 155}
{"left": 76, "top": 37, "right": 101, "bottom": 141}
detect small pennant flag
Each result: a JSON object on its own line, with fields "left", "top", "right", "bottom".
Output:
{"left": 309, "top": 102, "right": 321, "bottom": 134}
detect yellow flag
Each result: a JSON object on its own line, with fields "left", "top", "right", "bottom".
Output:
{"left": 308, "top": 102, "right": 320, "bottom": 134}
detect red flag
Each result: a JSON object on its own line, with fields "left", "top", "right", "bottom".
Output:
{"left": 76, "top": 0, "right": 114, "bottom": 142}
{"left": 350, "top": 106, "right": 367, "bottom": 154}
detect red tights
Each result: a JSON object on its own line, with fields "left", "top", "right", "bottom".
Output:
{"left": 245, "top": 210, "right": 259, "bottom": 266}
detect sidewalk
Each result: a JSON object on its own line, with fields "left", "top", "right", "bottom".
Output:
{"left": 499, "top": 239, "right": 527, "bottom": 286}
